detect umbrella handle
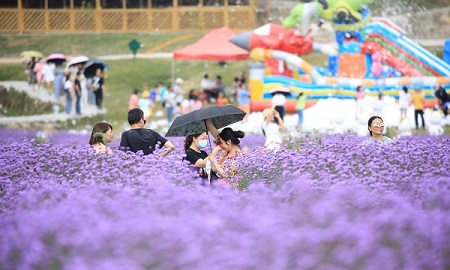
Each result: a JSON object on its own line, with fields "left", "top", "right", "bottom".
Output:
{"left": 205, "top": 160, "right": 212, "bottom": 185}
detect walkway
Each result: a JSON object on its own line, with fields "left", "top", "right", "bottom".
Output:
{"left": 0, "top": 81, "right": 103, "bottom": 126}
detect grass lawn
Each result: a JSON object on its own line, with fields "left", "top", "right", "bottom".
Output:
{"left": 0, "top": 33, "right": 445, "bottom": 130}
{"left": 0, "top": 33, "right": 201, "bottom": 58}
{"left": 103, "top": 58, "right": 251, "bottom": 124}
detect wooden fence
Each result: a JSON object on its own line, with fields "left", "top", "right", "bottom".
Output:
{"left": 0, "top": 0, "right": 258, "bottom": 33}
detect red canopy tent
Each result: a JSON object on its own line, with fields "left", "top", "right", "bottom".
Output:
{"left": 173, "top": 27, "right": 250, "bottom": 61}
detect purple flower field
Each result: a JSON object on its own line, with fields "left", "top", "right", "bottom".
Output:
{"left": 1, "top": 128, "right": 450, "bottom": 270}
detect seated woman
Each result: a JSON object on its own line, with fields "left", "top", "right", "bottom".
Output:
{"left": 262, "top": 106, "right": 284, "bottom": 150}
{"left": 89, "top": 122, "right": 114, "bottom": 154}
{"left": 363, "top": 116, "right": 393, "bottom": 145}
{"left": 209, "top": 127, "right": 245, "bottom": 188}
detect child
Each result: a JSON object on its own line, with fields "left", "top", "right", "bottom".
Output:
{"left": 138, "top": 89, "right": 151, "bottom": 119}
{"left": 216, "top": 92, "right": 228, "bottom": 106}
{"left": 148, "top": 85, "right": 157, "bottom": 117}
{"left": 191, "top": 95, "right": 203, "bottom": 111}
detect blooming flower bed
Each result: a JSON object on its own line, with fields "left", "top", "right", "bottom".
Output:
{"left": 0, "top": 129, "right": 449, "bottom": 269}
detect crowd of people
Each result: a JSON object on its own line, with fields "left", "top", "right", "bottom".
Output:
{"left": 77, "top": 70, "right": 448, "bottom": 188}
{"left": 24, "top": 57, "right": 106, "bottom": 115}
{"left": 88, "top": 108, "right": 397, "bottom": 189}
{"left": 355, "top": 84, "right": 450, "bottom": 131}
{"left": 127, "top": 72, "right": 251, "bottom": 124}
{"left": 88, "top": 107, "right": 246, "bottom": 188}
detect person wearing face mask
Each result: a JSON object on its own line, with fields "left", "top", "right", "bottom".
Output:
{"left": 183, "top": 119, "right": 222, "bottom": 180}
{"left": 184, "top": 132, "right": 212, "bottom": 179}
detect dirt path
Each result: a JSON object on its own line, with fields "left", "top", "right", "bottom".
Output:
{"left": 0, "top": 81, "right": 103, "bottom": 127}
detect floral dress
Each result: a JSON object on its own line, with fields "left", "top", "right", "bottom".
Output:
{"left": 217, "top": 150, "right": 243, "bottom": 188}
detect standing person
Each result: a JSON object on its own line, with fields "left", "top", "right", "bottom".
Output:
{"left": 79, "top": 66, "right": 89, "bottom": 110}
{"left": 355, "top": 85, "right": 365, "bottom": 119}
{"left": 164, "top": 85, "right": 176, "bottom": 123}
{"left": 363, "top": 116, "right": 393, "bottom": 145}
{"left": 230, "top": 76, "right": 240, "bottom": 102}
{"left": 372, "top": 92, "right": 385, "bottom": 119}
{"left": 64, "top": 73, "right": 74, "bottom": 115}
{"left": 148, "top": 84, "right": 157, "bottom": 117}
{"left": 28, "top": 57, "right": 37, "bottom": 90}
{"left": 271, "top": 92, "right": 286, "bottom": 124}
{"left": 120, "top": 108, "right": 175, "bottom": 156}
{"left": 92, "top": 68, "right": 106, "bottom": 110}
{"left": 74, "top": 72, "right": 82, "bottom": 115}
{"left": 23, "top": 58, "right": 31, "bottom": 82}
{"left": 174, "top": 78, "right": 185, "bottom": 106}
{"left": 158, "top": 82, "right": 167, "bottom": 109}
{"left": 89, "top": 122, "right": 114, "bottom": 154}
{"left": 237, "top": 80, "right": 250, "bottom": 121}
{"left": 42, "top": 62, "right": 55, "bottom": 93}
{"left": 411, "top": 88, "right": 425, "bottom": 129}
{"left": 129, "top": 89, "right": 139, "bottom": 110}
{"left": 53, "top": 63, "right": 65, "bottom": 101}
{"left": 262, "top": 106, "right": 284, "bottom": 150}
{"left": 33, "top": 58, "right": 44, "bottom": 91}
{"left": 296, "top": 91, "right": 307, "bottom": 130}
{"left": 398, "top": 86, "right": 411, "bottom": 120}
{"left": 434, "top": 85, "right": 449, "bottom": 118}
{"left": 138, "top": 89, "right": 151, "bottom": 119}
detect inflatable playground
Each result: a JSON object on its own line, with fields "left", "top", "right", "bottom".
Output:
{"left": 229, "top": 0, "right": 450, "bottom": 112}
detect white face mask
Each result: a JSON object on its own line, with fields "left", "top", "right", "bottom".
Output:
{"left": 197, "top": 139, "right": 208, "bottom": 149}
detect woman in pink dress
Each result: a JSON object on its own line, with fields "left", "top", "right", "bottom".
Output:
{"left": 33, "top": 58, "right": 44, "bottom": 91}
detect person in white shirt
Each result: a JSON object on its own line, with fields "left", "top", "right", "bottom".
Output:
{"left": 174, "top": 77, "right": 185, "bottom": 104}
{"left": 398, "top": 86, "right": 411, "bottom": 120}
{"left": 164, "top": 85, "right": 177, "bottom": 123}
{"left": 42, "top": 62, "right": 55, "bottom": 93}
{"left": 372, "top": 92, "right": 385, "bottom": 119}
{"left": 262, "top": 106, "right": 284, "bottom": 150}
{"left": 64, "top": 73, "right": 75, "bottom": 115}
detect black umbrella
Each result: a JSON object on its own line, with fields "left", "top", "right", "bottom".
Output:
{"left": 83, "top": 60, "right": 108, "bottom": 78}
{"left": 270, "top": 86, "right": 291, "bottom": 96}
{"left": 165, "top": 105, "right": 247, "bottom": 137}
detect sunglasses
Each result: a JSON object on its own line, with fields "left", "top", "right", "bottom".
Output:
{"left": 143, "top": 119, "right": 147, "bottom": 125}
{"left": 372, "top": 123, "right": 384, "bottom": 128}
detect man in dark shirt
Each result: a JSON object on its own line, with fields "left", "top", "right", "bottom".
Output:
{"left": 120, "top": 108, "right": 175, "bottom": 156}
{"left": 434, "top": 85, "right": 449, "bottom": 117}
